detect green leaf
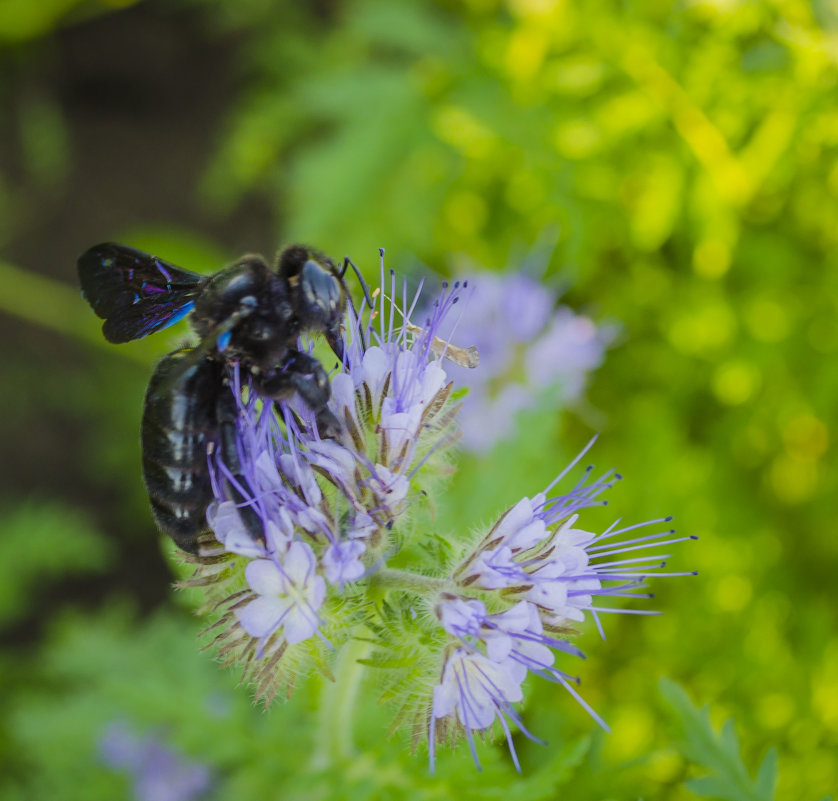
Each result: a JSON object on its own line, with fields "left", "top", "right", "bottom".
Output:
{"left": 755, "top": 749, "right": 778, "bottom": 800}
{"left": 660, "top": 678, "right": 777, "bottom": 801}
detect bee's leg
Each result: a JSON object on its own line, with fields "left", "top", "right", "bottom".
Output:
{"left": 324, "top": 318, "right": 346, "bottom": 366}
{"left": 214, "top": 387, "right": 266, "bottom": 545}
{"left": 260, "top": 350, "right": 342, "bottom": 440}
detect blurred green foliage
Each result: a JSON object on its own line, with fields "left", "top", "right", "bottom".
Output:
{"left": 1, "top": 599, "right": 788, "bottom": 801}
{"left": 1, "top": 0, "right": 837, "bottom": 799}
{"left": 660, "top": 679, "right": 778, "bottom": 801}
{"left": 0, "top": 502, "right": 111, "bottom": 627}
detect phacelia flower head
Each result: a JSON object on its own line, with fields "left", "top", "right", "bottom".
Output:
{"left": 179, "top": 251, "right": 693, "bottom": 770}
{"left": 426, "top": 438, "right": 696, "bottom": 769}
{"left": 431, "top": 597, "right": 573, "bottom": 770}
{"left": 186, "top": 252, "right": 470, "bottom": 702}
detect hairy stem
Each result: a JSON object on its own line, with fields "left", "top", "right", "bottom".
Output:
{"left": 311, "top": 635, "right": 370, "bottom": 768}
{"left": 371, "top": 567, "right": 449, "bottom": 595}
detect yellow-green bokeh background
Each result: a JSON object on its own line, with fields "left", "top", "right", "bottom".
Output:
{"left": 0, "top": 1, "right": 836, "bottom": 798}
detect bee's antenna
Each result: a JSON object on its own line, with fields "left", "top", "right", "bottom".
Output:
{"left": 337, "top": 256, "right": 372, "bottom": 355}
{"left": 340, "top": 256, "right": 374, "bottom": 309}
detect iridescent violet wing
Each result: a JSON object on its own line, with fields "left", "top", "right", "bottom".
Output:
{"left": 77, "top": 242, "right": 206, "bottom": 343}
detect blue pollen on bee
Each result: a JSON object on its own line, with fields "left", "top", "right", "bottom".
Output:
{"left": 157, "top": 302, "right": 195, "bottom": 332}
{"left": 217, "top": 331, "right": 232, "bottom": 352}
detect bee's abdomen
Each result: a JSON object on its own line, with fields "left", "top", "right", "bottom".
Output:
{"left": 141, "top": 350, "right": 222, "bottom": 554}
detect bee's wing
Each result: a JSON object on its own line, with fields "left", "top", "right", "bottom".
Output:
{"left": 101, "top": 296, "right": 197, "bottom": 344}
{"left": 78, "top": 242, "right": 206, "bottom": 343}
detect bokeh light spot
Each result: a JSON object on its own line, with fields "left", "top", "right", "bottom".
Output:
{"left": 548, "top": 55, "right": 605, "bottom": 96}
{"left": 769, "top": 453, "right": 818, "bottom": 503}
{"left": 507, "top": 0, "right": 560, "bottom": 19}
{"left": 646, "top": 749, "right": 684, "bottom": 783}
{"left": 757, "top": 693, "right": 795, "bottom": 729}
{"left": 712, "top": 360, "right": 760, "bottom": 405}
{"left": 553, "top": 119, "right": 602, "bottom": 159}
{"left": 432, "top": 106, "right": 496, "bottom": 158}
{"left": 813, "top": 676, "right": 838, "bottom": 730}
{"left": 812, "top": 645, "right": 838, "bottom": 731}
{"left": 609, "top": 704, "right": 653, "bottom": 759}
{"left": 715, "top": 574, "right": 752, "bottom": 612}
{"left": 745, "top": 296, "right": 791, "bottom": 342}
{"left": 782, "top": 414, "right": 828, "bottom": 460}
{"left": 505, "top": 26, "right": 549, "bottom": 80}
{"left": 693, "top": 239, "right": 731, "bottom": 278}
{"left": 443, "top": 191, "right": 488, "bottom": 235}
{"left": 668, "top": 301, "right": 736, "bottom": 353}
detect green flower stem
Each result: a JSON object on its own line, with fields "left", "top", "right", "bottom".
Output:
{"left": 309, "top": 569, "right": 451, "bottom": 768}
{"left": 312, "top": 635, "right": 370, "bottom": 768}
{"left": 370, "top": 568, "right": 450, "bottom": 596}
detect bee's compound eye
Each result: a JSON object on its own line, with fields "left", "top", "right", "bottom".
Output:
{"left": 301, "top": 260, "right": 342, "bottom": 314}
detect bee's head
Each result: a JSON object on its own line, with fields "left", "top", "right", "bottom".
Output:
{"left": 278, "top": 245, "right": 346, "bottom": 356}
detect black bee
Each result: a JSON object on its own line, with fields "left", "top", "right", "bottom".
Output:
{"left": 78, "top": 242, "right": 368, "bottom": 555}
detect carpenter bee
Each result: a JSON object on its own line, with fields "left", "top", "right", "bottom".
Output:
{"left": 78, "top": 242, "right": 369, "bottom": 555}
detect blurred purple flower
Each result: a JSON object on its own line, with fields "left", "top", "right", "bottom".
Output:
{"left": 437, "top": 271, "right": 615, "bottom": 452}
{"left": 99, "top": 722, "right": 212, "bottom": 801}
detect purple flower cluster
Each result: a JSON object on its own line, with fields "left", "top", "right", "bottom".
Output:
{"left": 182, "top": 253, "right": 692, "bottom": 768}
{"left": 428, "top": 439, "right": 695, "bottom": 768}
{"left": 436, "top": 270, "right": 615, "bottom": 452}
{"left": 431, "top": 598, "right": 573, "bottom": 770}
{"left": 193, "top": 259, "right": 468, "bottom": 696}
